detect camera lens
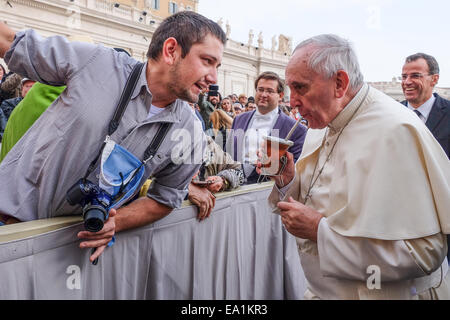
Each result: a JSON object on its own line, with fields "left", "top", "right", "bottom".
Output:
{"left": 83, "top": 205, "right": 107, "bottom": 232}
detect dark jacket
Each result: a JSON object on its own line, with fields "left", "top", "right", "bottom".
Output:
{"left": 0, "top": 108, "right": 6, "bottom": 142}
{"left": 0, "top": 96, "right": 23, "bottom": 141}
{"left": 0, "top": 96, "right": 23, "bottom": 120}
{"left": 401, "top": 93, "right": 449, "bottom": 158}
{"left": 401, "top": 93, "right": 450, "bottom": 261}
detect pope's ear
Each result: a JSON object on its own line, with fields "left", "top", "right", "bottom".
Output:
{"left": 335, "top": 70, "right": 350, "bottom": 99}
{"left": 161, "top": 37, "right": 180, "bottom": 65}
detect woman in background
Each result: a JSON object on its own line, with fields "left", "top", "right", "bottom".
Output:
{"left": 219, "top": 97, "right": 235, "bottom": 118}
{"left": 209, "top": 109, "right": 233, "bottom": 150}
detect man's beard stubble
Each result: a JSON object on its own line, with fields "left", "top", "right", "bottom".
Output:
{"left": 168, "top": 61, "right": 198, "bottom": 104}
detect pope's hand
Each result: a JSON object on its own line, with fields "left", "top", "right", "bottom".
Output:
{"left": 277, "top": 197, "right": 324, "bottom": 242}
{"left": 256, "top": 151, "right": 295, "bottom": 188}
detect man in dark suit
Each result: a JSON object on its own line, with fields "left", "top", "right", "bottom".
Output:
{"left": 400, "top": 53, "right": 449, "bottom": 157}
{"left": 227, "top": 71, "right": 307, "bottom": 184}
{"left": 400, "top": 52, "right": 450, "bottom": 260}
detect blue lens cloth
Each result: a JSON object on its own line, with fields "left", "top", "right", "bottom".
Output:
{"left": 99, "top": 138, "right": 148, "bottom": 249}
{"left": 100, "top": 138, "right": 146, "bottom": 210}
{"left": 107, "top": 236, "right": 115, "bottom": 247}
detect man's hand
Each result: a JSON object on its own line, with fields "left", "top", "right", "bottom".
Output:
{"left": 77, "top": 209, "right": 117, "bottom": 263}
{"left": 188, "top": 182, "right": 216, "bottom": 221}
{"left": 277, "top": 196, "right": 324, "bottom": 242}
{"left": 256, "top": 151, "right": 295, "bottom": 188}
{"left": 205, "top": 176, "right": 223, "bottom": 193}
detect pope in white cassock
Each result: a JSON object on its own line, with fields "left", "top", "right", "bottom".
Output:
{"left": 267, "top": 34, "right": 450, "bottom": 299}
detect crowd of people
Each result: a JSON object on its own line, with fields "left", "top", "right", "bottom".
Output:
{"left": 195, "top": 87, "right": 301, "bottom": 135}
{"left": 0, "top": 10, "right": 448, "bottom": 300}
{"left": 0, "top": 68, "right": 36, "bottom": 142}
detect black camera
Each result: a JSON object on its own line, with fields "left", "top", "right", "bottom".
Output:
{"left": 208, "top": 84, "right": 219, "bottom": 97}
{"left": 66, "top": 179, "right": 113, "bottom": 232}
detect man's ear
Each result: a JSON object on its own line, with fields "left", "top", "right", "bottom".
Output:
{"left": 431, "top": 74, "right": 439, "bottom": 87}
{"left": 161, "top": 37, "right": 180, "bottom": 65}
{"left": 335, "top": 70, "right": 350, "bottom": 98}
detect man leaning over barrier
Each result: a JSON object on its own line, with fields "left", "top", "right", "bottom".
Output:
{"left": 0, "top": 11, "right": 226, "bottom": 263}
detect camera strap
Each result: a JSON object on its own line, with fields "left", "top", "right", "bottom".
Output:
{"left": 83, "top": 62, "right": 172, "bottom": 180}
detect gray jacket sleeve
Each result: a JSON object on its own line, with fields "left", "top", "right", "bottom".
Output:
{"left": 4, "top": 29, "right": 100, "bottom": 86}
{"left": 147, "top": 122, "right": 207, "bottom": 209}
{"left": 147, "top": 162, "right": 201, "bottom": 209}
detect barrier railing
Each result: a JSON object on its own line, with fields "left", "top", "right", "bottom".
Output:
{"left": 0, "top": 182, "right": 306, "bottom": 299}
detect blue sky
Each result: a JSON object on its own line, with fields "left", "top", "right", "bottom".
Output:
{"left": 198, "top": 0, "right": 450, "bottom": 87}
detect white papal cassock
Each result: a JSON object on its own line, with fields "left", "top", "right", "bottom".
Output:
{"left": 270, "top": 84, "right": 450, "bottom": 299}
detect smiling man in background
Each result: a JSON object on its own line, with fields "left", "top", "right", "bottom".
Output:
{"left": 400, "top": 53, "right": 449, "bottom": 158}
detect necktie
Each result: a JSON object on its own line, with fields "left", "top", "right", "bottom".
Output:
{"left": 413, "top": 109, "right": 421, "bottom": 118}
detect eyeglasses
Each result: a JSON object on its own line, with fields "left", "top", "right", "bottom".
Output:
{"left": 401, "top": 73, "right": 432, "bottom": 81}
{"left": 256, "top": 87, "right": 278, "bottom": 95}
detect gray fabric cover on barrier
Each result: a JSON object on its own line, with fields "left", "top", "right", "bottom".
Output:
{"left": 0, "top": 186, "right": 306, "bottom": 299}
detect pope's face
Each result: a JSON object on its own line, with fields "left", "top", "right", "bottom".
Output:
{"left": 286, "top": 47, "right": 339, "bottom": 129}
{"left": 168, "top": 34, "right": 224, "bottom": 104}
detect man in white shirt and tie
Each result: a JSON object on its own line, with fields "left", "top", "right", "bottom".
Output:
{"left": 228, "top": 71, "right": 307, "bottom": 184}
{"left": 400, "top": 52, "right": 450, "bottom": 261}
{"left": 400, "top": 53, "right": 449, "bottom": 157}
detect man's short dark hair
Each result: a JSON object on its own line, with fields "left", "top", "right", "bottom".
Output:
{"left": 254, "top": 71, "right": 285, "bottom": 93}
{"left": 405, "top": 53, "right": 440, "bottom": 75}
{"left": 147, "top": 11, "right": 226, "bottom": 60}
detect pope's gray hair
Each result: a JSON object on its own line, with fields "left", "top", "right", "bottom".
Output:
{"left": 294, "top": 34, "right": 364, "bottom": 91}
